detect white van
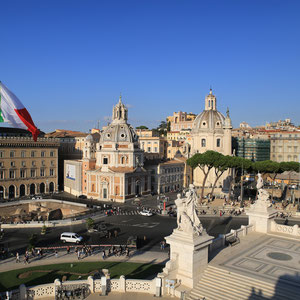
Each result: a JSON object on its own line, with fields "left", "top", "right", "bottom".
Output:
{"left": 60, "top": 232, "right": 83, "bottom": 244}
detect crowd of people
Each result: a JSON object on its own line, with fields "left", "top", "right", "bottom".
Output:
{"left": 11, "top": 244, "right": 133, "bottom": 265}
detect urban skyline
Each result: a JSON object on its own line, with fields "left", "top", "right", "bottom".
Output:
{"left": 1, "top": 0, "right": 300, "bottom": 132}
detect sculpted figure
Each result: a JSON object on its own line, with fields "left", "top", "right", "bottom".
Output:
{"left": 256, "top": 173, "right": 270, "bottom": 202}
{"left": 175, "top": 185, "right": 204, "bottom": 235}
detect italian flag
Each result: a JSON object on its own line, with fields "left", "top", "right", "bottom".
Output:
{"left": 0, "top": 82, "right": 40, "bottom": 141}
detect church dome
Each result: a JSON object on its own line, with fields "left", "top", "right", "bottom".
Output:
{"left": 100, "top": 123, "right": 138, "bottom": 143}
{"left": 99, "top": 95, "right": 138, "bottom": 144}
{"left": 192, "top": 89, "right": 226, "bottom": 132}
{"left": 192, "top": 110, "right": 225, "bottom": 132}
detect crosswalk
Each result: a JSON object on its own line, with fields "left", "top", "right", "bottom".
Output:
{"left": 110, "top": 210, "right": 157, "bottom": 216}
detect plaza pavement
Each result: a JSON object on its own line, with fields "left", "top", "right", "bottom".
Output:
{"left": 0, "top": 249, "right": 169, "bottom": 273}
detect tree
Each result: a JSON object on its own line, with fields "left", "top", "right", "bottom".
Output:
{"left": 167, "top": 121, "right": 171, "bottom": 132}
{"left": 187, "top": 150, "right": 225, "bottom": 203}
{"left": 209, "top": 154, "right": 232, "bottom": 198}
{"left": 136, "top": 125, "right": 148, "bottom": 130}
{"left": 86, "top": 218, "right": 95, "bottom": 231}
{"left": 157, "top": 121, "right": 168, "bottom": 136}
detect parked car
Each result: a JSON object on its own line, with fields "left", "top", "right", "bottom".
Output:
{"left": 60, "top": 232, "right": 83, "bottom": 244}
{"left": 32, "top": 195, "right": 42, "bottom": 200}
{"left": 78, "top": 195, "right": 87, "bottom": 199}
{"left": 140, "top": 210, "right": 153, "bottom": 217}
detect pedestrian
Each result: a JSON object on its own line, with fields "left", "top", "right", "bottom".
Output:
{"left": 114, "top": 229, "right": 118, "bottom": 238}
{"left": 55, "top": 250, "right": 58, "bottom": 258}
{"left": 102, "top": 250, "right": 106, "bottom": 260}
{"left": 16, "top": 252, "right": 20, "bottom": 263}
{"left": 77, "top": 250, "right": 80, "bottom": 260}
{"left": 67, "top": 246, "right": 70, "bottom": 254}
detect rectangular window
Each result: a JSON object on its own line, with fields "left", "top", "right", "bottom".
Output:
{"left": 147, "top": 147, "right": 151, "bottom": 152}
{"left": 21, "top": 151, "right": 26, "bottom": 158}
{"left": 50, "top": 151, "right": 54, "bottom": 157}
{"left": 0, "top": 170, "right": 4, "bottom": 179}
{"left": 216, "top": 139, "right": 221, "bottom": 147}
{"left": 31, "top": 151, "right": 35, "bottom": 157}
{"left": 10, "top": 151, "right": 15, "bottom": 158}
{"left": 20, "top": 169, "right": 26, "bottom": 178}
{"left": 31, "top": 169, "right": 36, "bottom": 178}
{"left": 32, "top": 161, "right": 36, "bottom": 167}
{"left": 0, "top": 151, "right": 4, "bottom": 158}
{"left": 42, "top": 160, "right": 45, "bottom": 166}
{"left": 50, "top": 168, "right": 54, "bottom": 176}
{"left": 154, "top": 147, "right": 157, "bottom": 152}
{"left": 41, "top": 151, "right": 45, "bottom": 157}
{"left": 40, "top": 168, "right": 45, "bottom": 177}
{"left": 10, "top": 161, "right": 15, "bottom": 167}
{"left": 9, "top": 170, "right": 15, "bottom": 179}
{"left": 21, "top": 161, "right": 26, "bottom": 167}
{"left": 51, "top": 160, "right": 55, "bottom": 166}
{"left": 103, "top": 157, "right": 108, "bottom": 164}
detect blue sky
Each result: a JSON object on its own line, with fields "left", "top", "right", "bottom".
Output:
{"left": 1, "top": 0, "right": 300, "bottom": 132}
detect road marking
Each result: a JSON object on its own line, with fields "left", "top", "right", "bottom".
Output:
{"left": 132, "top": 223, "right": 160, "bottom": 228}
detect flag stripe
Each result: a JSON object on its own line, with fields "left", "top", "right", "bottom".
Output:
{"left": 14, "top": 108, "right": 39, "bottom": 140}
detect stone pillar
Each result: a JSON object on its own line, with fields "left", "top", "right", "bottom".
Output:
{"left": 162, "top": 229, "right": 214, "bottom": 289}
{"left": 155, "top": 277, "right": 162, "bottom": 297}
{"left": 101, "top": 276, "right": 107, "bottom": 296}
{"left": 119, "top": 275, "right": 126, "bottom": 292}
{"left": 247, "top": 198, "right": 277, "bottom": 233}
{"left": 19, "top": 284, "right": 27, "bottom": 300}
{"left": 87, "top": 276, "right": 94, "bottom": 293}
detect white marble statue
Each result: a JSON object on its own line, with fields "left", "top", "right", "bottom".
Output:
{"left": 175, "top": 184, "right": 203, "bottom": 235}
{"left": 256, "top": 173, "right": 270, "bottom": 202}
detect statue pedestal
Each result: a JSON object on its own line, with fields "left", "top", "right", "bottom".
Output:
{"left": 162, "top": 229, "right": 214, "bottom": 289}
{"left": 247, "top": 199, "right": 277, "bottom": 233}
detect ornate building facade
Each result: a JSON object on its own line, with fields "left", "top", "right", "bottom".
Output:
{"left": 189, "top": 89, "right": 233, "bottom": 187}
{"left": 64, "top": 97, "right": 151, "bottom": 202}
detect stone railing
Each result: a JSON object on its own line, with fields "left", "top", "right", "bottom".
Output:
{"left": 4, "top": 274, "right": 161, "bottom": 299}
{"left": 209, "top": 224, "right": 254, "bottom": 253}
{"left": 270, "top": 221, "right": 300, "bottom": 237}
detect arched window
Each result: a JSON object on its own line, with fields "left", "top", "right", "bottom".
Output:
{"left": 211, "top": 100, "right": 214, "bottom": 108}
{"left": 201, "top": 138, "right": 206, "bottom": 147}
{"left": 121, "top": 156, "right": 125, "bottom": 164}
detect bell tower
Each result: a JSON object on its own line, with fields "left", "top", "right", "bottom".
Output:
{"left": 112, "top": 94, "right": 128, "bottom": 124}
{"left": 205, "top": 89, "right": 217, "bottom": 111}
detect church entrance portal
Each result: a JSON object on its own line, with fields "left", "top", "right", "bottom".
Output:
{"left": 135, "top": 181, "right": 140, "bottom": 196}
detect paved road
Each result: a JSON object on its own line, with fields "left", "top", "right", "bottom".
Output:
{"left": 2, "top": 209, "right": 299, "bottom": 256}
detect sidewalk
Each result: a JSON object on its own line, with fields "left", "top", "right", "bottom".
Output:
{"left": 0, "top": 249, "right": 169, "bottom": 273}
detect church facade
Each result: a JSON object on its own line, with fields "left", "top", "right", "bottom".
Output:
{"left": 188, "top": 89, "right": 233, "bottom": 187}
{"left": 64, "top": 97, "right": 151, "bottom": 202}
